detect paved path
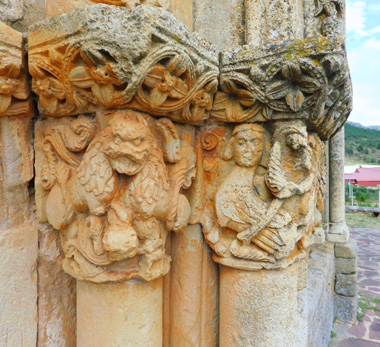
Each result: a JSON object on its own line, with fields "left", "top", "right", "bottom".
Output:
{"left": 332, "top": 227, "right": 380, "bottom": 347}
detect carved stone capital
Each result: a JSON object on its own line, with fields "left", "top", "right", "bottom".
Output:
{"left": 36, "top": 109, "right": 196, "bottom": 282}
{"left": 215, "top": 38, "right": 352, "bottom": 140}
{"left": 0, "top": 22, "right": 30, "bottom": 117}
{"left": 28, "top": 5, "right": 218, "bottom": 123}
{"left": 198, "top": 120, "right": 327, "bottom": 270}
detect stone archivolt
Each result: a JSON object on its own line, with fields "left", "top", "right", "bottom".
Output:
{"left": 30, "top": 4, "right": 352, "bottom": 282}
{"left": 0, "top": 22, "right": 30, "bottom": 117}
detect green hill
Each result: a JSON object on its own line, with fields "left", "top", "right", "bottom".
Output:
{"left": 344, "top": 123, "right": 380, "bottom": 165}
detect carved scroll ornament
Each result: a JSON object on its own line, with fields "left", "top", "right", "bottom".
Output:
{"left": 28, "top": 5, "right": 218, "bottom": 123}
{"left": 37, "top": 110, "right": 195, "bottom": 282}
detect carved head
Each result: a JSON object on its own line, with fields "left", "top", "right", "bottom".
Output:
{"left": 223, "top": 124, "right": 266, "bottom": 168}
{"left": 102, "top": 111, "right": 153, "bottom": 176}
{"left": 274, "top": 121, "right": 308, "bottom": 151}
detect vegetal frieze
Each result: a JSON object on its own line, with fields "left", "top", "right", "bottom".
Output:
{"left": 36, "top": 110, "right": 196, "bottom": 282}
{"left": 28, "top": 5, "right": 218, "bottom": 123}
{"left": 216, "top": 39, "right": 352, "bottom": 140}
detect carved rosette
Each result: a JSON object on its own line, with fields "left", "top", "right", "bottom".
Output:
{"left": 28, "top": 4, "right": 218, "bottom": 124}
{"left": 0, "top": 22, "right": 30, "bottom": 117}
{"left": 214, "top": 38, "right": 352, "bottom": 140}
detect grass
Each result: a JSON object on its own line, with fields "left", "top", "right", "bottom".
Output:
{"left": 357, "top": 292, "right": 380, "bottom": 322}
{"left": 330, "top": 330, "right": 337, "bottom": 339}
{"left": 345, "top": 212, "right": 380, "bottom": 229}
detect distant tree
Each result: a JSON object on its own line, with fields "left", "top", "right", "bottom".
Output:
{"left": 357, "top": 144, "right": 364, "bottom": 152}
{"left": 365, "top": 156, "right": 372, "bottom": 163}
{"left": 377, "top": 143, "right": 380, "bottom": 150}
{"left": 346, "top": 147, "right": 353, "bottom": 155}
{"left": 364, "top": 148, "right": 369, "bottom": 155}
{"left": 371, "top": 157, "right": 376, "bottom": 163}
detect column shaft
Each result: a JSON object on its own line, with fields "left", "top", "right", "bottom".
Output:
{"left": 77, "top": 278, "right": 163, "bottom": 347}
{"left": 328, "top": 128, "right": 349, "bottom": 242}
{"left": 220, "top": 265, "right": 298, "bottom": 347}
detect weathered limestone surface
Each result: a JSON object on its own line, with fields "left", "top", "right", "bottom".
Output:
{"left": 194, "top": 0, "right": 244, "bottom": 50}
{"left": 45, "top": 0, "right": 170, "bottom": 18}
{"left": 334, "top": 239, "right": 358, "bottom": 323}
{"left": 245, "top": 0, "right": 304, "bottom": 44}
{"left": 0, "top": 22, "right": 33, "bottom": 228}
{"left": 165, "top": 224, "right": 219, "bottom": 346}
{"left": 335, "top": 238, "right": 357, "bottom": 259}
{"left": 220, "top": 265, "right": 298, "bottom": 346}
{"left": 38, "top": 224, "right": 76, "bottom": 347}
{"left": 77, "top": 278, "right": 163, "bottom": 346}
{"left": 307, "top": 243, "right": 335, "bottom": 347}
{"left": 0, "top": 224, "right": 38, "bottom": 347}
{"left": 0, "top": 0, "right": 45, "bottom": 31}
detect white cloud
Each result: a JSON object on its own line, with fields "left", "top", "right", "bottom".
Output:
{"left": 347, "top": 36, "right": 380, "bottom": 126}
{"left": 369, "top": 26, "right": 380, "bottom": 34}
{"left": 346, "top": 1, "right": 367, "bottom": 36}
{"left": 363, "top": 38, "right": 380, "bottom": 49}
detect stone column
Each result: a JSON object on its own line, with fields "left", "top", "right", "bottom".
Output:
{"left": 216, "top": 1, "right": 305, "bottom": 345}
{"left": 166, "top": 225, "right": 218, "bottom": 346}
{"left": 328, "top": 128, "right": 349, "bottom": 242}
{"left": 220, "top": 266, "right": 298, "bottom": 346}
{"left": 77, "top": 278, "right": 163, "bottom": 346}
{"left": 29, "top": 5, "right": 219, "bottom": 346}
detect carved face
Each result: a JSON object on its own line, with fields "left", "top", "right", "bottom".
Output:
{"left": 104, "top": 120, "right": 152, "bottom": 175}
{"left": 286, "top": 132, "right": 307, "bottom": 150}
{"left": 234, "top": 129, "right": 263, "bottom": 167}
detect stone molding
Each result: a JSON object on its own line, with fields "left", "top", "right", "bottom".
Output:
{"left": 28, "top": 5, "right": 219, "bottom": 123}
{"left": 29, "top": 4, "right": 352, "bottom": 282}
{"left": 0, "top": 22, "right": 30, "bottom": 117}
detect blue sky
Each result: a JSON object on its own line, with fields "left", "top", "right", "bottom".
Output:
{"left": 346, "top": 0, "right": 380, "bottom": 125}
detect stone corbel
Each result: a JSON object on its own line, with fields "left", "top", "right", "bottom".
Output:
{"left": 28, "top": 4, "right": 218, "bottom": 123}
{"left": 0, "top": 22, "right": 30, "bottom": 117}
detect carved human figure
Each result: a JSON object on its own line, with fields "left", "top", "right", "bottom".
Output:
{"left": 42, "top": 110, "right": 193, "bottom": 282}
{"left": 213, "top": 124, "right": 294, "bottom": 264}
{"left": 266, "top": 121, "right": 314, "bottom": 199}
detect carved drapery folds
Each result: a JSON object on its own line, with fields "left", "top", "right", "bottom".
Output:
{"left": 199, "top": 121, "right": 327, "bottom": 270}
{"left": 28, "top": 5, "right": 218, "bottom": 123}
{"left": 0, "top": 22, "right": 30, "bottom": 117}
{"left": 30, "top": 4, "right": 352, "bottom": 281}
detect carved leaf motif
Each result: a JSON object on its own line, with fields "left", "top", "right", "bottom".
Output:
{"left": 69, "top": 66, "right": 94, "bottom": 88}
{"left": 285, "top": 88, "right": 304, "bottom": 112}
{"left": 143, "top": 66, "right": 162, "bottom": 87}
{"left": 168, "top": 78, "right": 187, "bottom": 99}
{"left": 149, "top": 87, "right": 170, "bottom": 108}
{"left": 92, "top": 84, "right": 115, "bottom": 105}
